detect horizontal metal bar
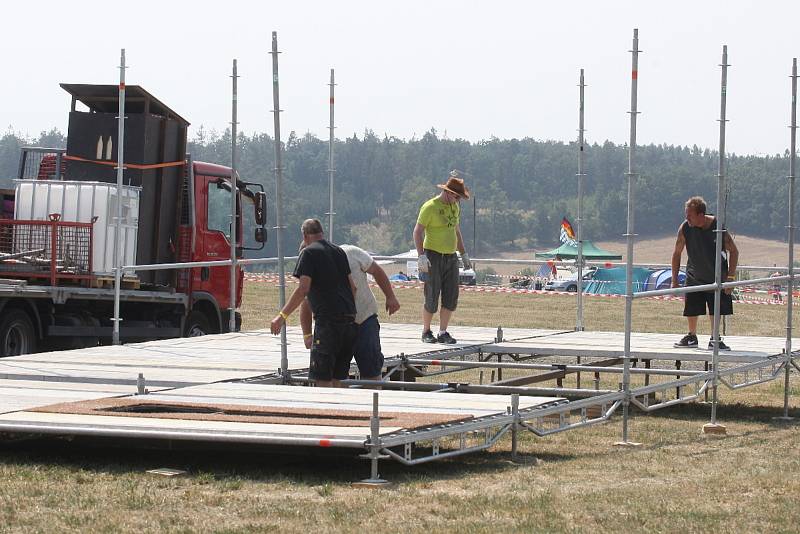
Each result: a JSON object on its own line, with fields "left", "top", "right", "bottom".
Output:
{"left": 0, "top": 421, "right": 365, "bottom": 449}
{"left": 46, "top": 326, "right": 182, "bottom": 338}
{"left": 407, "top": 358, "right": 704, "bottom": 376}
{"left": 380, "top": 426, "right": 511, "bottom": 466}
{"left": 634, "top": 283, "right": 717, "bottom": 298}
{"left": 123, "top": 256, "right": 299, "bottom": 272}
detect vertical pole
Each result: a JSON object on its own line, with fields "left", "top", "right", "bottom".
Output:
{"left": 783, "top": 58, "right": 797, "bottom": 419}
{"left": 112, "top": 49, "right": 126, "bottom": 346}
{"left": 229, "top": 59, "right": 239, "bottom": 334}
{"left": 576, "top": 68, "right": 586, "bottom": 332}
{"left": 327, "top": 69, "right": 336, "bottom": 242}
{"left": 709, "top": 46, "right": 729, "bottom": 428}
{"left": 370, "top": 392, "right": 381, "bottom": 480}
{"left": 271, "top": 32, "right": 289, "bottom": 377}
{"left": 357, "top": 391, "right": 389, "bottom": 485}
{"left": 620, "top": 29, "right": 639, "bottom": 445}
{"left": 510, "top": 393, "right": 520, "bottom": 462}
{"left": 472, "top": 193, "right": 477, "bottom": 257}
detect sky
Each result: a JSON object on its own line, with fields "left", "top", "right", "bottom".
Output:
{"left": 1, "top": 0, "right": 798, "bottom": 156}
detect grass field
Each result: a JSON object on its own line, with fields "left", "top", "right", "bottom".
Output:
{"left": 2, "top": 282, "right": 799, "bottom": 533}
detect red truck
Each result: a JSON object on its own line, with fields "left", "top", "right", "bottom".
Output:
{"left": 0, "top": 84, "right": 267, "bottom": 356}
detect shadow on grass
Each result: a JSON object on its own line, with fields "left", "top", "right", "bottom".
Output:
{"left": 0, "top": 435, "right": 572, "bottom": 486}
{"left": 642, "top": 400, "right": 799, "bottom": 423}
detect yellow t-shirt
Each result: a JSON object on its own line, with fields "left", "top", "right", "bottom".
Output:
{"left": 417, "top": 196, "right": 460, "bottom": 254}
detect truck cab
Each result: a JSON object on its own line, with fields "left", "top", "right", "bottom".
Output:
{"left": 181, "top": 161, "right": 267, "bottom": 335}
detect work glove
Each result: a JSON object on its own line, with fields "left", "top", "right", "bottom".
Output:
{"left": 461, "top": 253, "right": 472, "bottom": 270}
{"left": 417, "top": 254, "right": 430, "bottom": 273}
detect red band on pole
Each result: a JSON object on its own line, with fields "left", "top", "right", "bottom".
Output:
{"left": 329, "top": 97, "right": 334, "bottom": 104}
{"left": 632, "top": 71, "right": 638, "bottom": 80}
{"left": 119, "top": 83, "right": 125, "bottom": 90}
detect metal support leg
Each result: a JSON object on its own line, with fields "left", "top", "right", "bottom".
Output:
{"left": 511, "top": 394, "right": 520, "bottom": 463}
{"left": 356, "top": 392, "right": 390, "bottom": 487}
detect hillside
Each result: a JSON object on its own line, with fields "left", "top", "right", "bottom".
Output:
{"left": 594, "top": 234, "right": 792, "bottom": 268}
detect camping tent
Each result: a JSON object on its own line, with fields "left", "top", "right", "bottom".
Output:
{"left": 643, "top": 268, "right": 686, "bottom": 291}
{"left": 534, "top": 241, "right": 622, "bottom": 261}
{"left": 583, "top": 267, "right": 651, "bottom": 295}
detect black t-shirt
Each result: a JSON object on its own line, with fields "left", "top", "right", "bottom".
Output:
{"left": 293, "top": 239, "right": 356, "bottom": 318}
{"left": 683, "top": 216, "right": 728, "bottom": 285}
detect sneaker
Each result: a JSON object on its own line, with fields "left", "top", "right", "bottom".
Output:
{"left": 436, "top": 331, "right": 457, "bottom": 344}
{"left": 421, "top": 330, "right": 437, "bottom": 343}
{"left": 708, "top": 338, "right": 731, "bottom": 351}
{"left": 674, "top": 333, "right": 698, "bottom": 348}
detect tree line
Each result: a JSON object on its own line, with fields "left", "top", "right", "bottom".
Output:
{"left": 1, "top": 126, "right": 795, "bottom": 257}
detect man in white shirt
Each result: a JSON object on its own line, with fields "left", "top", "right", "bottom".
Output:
{"left": 300, "top": 244, "right": 400, "bottom": 381}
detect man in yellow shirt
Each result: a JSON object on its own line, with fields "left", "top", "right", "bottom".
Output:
{"left": 412, "top": 173, "right": 471, "bottom": 344}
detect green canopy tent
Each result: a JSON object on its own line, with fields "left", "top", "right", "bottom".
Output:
{"left": 534, "top": 241, "right": 622, "bottom": 261}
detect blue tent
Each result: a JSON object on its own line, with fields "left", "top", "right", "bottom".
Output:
{"left": 644, "top": 269, "right": 686, "bottom": 291}
{"left": 583, "top": 267, "right": 652, "bottom": 295}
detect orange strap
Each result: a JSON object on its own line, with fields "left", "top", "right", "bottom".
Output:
{"left": 64, "top": 154, "right": 185, "bottom": 170}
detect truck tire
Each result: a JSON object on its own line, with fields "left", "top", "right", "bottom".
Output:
{"left": 0, "top": 309, "right": 37, "bottom": 357}
{"left": 185, "top": 311, "right": 212, "bottom": 337}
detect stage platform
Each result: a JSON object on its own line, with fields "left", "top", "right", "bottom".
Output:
{"left": 0, "top": 324, "right": 794, "bottom": 478}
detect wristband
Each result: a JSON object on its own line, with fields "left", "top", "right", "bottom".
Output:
{"left": 303, "top": 333, "right": 312, "bottom": 339}
{"left": 278, "top": 311, "right": 289, "bottom": 320}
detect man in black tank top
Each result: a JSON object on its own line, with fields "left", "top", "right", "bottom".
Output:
{"left": 671, "top": 196, "right": 739, "bottom": 350}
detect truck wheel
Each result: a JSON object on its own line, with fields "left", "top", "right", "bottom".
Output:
{"left": 185, "top": 311, "right": 211, "bottom": 337}
{"left": 0, "top": 309, "right": 37, "bottom": 357}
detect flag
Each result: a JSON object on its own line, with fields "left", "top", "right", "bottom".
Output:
{"left": 560, "top": 217, "right": 577, "bottom": 246}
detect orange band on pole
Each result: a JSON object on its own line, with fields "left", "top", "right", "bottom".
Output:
{"left": 632, "top": 70, "right": 638, "bottom": 80}
{"left": 64, "top": 154, "right": 185, "bottom": 170}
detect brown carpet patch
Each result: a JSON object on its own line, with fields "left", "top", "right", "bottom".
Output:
{"left": 29, "top": 397, "right": 472, "bottom": 429}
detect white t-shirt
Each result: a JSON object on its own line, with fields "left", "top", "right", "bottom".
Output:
{"left": 341, "top": 244, "right": 379, "bottom": 324}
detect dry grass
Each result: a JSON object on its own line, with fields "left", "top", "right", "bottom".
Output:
{"left": 2, "top": 281, "right": 799, "bottom": 533}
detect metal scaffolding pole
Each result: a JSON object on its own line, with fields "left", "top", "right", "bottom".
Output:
{"left": 619, "top": 29, "right": 640, "bottom": 445}
{"left": 229, "top": 59, "right": 239, "bottom": 334}
{"left": 576, "top": 68, "right": 586, "bottom": 332}
{"left": 707, "top": 45, "right": 729, "bottom": 431}
{"left": 271, "top": 31, "right": 289, "bottom": 376}
{"left": 327, "top": 69, "right": 336, "bottom": 242}
{"left": 112, "top": 49, "right": 127, "bottom": 346}
{"left": 781, "top": 57, "right": 797, "bottom": 420}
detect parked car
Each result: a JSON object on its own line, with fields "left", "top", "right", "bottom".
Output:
{"left": 544, "top": 268, "right": 597, "bottom": 292}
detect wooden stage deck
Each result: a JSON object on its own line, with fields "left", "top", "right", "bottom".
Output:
{"left": 0, "top": 324, "right": 792, "bottom": 451}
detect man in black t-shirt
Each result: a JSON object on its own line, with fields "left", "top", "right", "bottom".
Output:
{"left": 270, "top": 219, "right": 357, "bottom": 386}
{"left": 671, "top": 196, "right": 739, "bottom": 350}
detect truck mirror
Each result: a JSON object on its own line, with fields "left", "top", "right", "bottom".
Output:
{"left": 254, "top": 227, "right": 267, "bottom": 243}
{"left": 254, "top": 191, "right": 267, "bottom": 226}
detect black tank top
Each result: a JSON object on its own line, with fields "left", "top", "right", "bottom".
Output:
{"left": 683, "top": 216, "right": 728, "bottom": 286}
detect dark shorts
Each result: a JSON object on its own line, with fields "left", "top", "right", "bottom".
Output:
{"left": 353, "top": 314, "right": 384, "bottom": 378}
{"left": 423, "top": 249, "right": 459, "bottom": 313}
{"left": 309, "top": 316, "right": 357, "bottom": 381}
{"left": 683, "top": 290, "right": 733, "bottom": 317}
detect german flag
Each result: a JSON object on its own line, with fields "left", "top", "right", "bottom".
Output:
{"left": 560, "top": 217, "right": 577, "bottom": 245}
